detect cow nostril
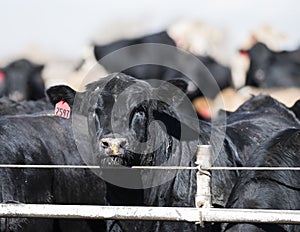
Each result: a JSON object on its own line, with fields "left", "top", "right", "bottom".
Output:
{"left": 120, "top": 140, "right": 127, "bottom": 148}
{"left": 101, "top": 141, "right": 109, "bottom": 149}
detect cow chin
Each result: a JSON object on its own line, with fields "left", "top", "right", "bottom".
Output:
{"left": 99, "top": 156, "right": 128, "bottom": 167}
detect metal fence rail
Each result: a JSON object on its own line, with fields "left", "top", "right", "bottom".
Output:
{"left": 0, "top": 164, "right": 300, "bottom": 171}
{"left": 1, "top": 204, "right": 300, "bottom": 224}
{"left": 0, "top": 145, "right": 299, "bottom": 225}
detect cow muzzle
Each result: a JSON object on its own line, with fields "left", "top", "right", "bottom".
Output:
{"left": 100, "top": 137, "right": 128, "bottom": 156}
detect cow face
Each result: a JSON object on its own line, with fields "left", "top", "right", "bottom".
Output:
{"left": 2, "top": 59, "right": 45, "bottom": 101}
{"left": 245, "top": 42, "right": 300, "bottom": 88}
{"left": 244, "top": 43, "right": 272, "bottom": 87}
{"left": 47, "top": 73, "right": 198, "bottom": 169}
{"left": 87, "top": 74, "right": 195, "bottom": 168}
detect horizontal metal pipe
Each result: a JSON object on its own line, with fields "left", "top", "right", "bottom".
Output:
{"left": 0, "top": 164, "right": 196, "bottom": 170}
{"left": 0, "top": 204, "right": 199, "bottom": 221}
{"left": 202, "top": 208, "right": 300, "bottom": 224}
{"left": 0, "top": 164, "right": 300, "bottom": 171}
{"left": 0, "top": 164, "right": 100, "bottom": 169}
{"left": 0, "top": 204, "right": 300, "bottom": 224}
{"left": 133, "top": 166, "right": 300, "bottom": 171}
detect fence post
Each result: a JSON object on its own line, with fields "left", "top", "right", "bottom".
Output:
{"left": 195, "top": 145, "right": 212, "bottom": 208}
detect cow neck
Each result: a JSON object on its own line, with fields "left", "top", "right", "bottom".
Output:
{"left": 105, "top": 182, "right": 144, "bottom": 206}
{"left": 104, "top": 167, "right": 144, "bottom": 207}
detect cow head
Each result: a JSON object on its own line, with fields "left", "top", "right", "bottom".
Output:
{"left": 2, "top": 59, "right": 45, "bottom": 101}
{"left": 47, "top": 73, "right": 200, "bottom": 169}
{"left": 244, "top": 42, "right": 273, "bottom": 87}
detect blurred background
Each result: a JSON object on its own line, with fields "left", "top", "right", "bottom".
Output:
{"left": 1, "top": 0, "right": 299, "bottom": 119}
{"left": 1, "top": 0, "right": 299, "bottom": 60}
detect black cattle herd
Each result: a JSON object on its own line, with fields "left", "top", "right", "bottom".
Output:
{"left": 0, "top": 30, "right": 299, "bottom": 232}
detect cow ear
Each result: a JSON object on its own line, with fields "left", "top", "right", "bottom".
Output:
{"left": 166, "top": 78, "right": 188, "bottom": 93}
{"left": 157, "top": 78, "right": 189, "bottom": 106}
{"left": 153, "top": 111, "right": 199, "bottom": 141}
{"left": 290, "top": 100, "right": 300, "bottom": 119}
{"left": 239, "top": 49, "right": 249, "bottom": 57}
{"left": 0, "top": 68, "right": 4, "bottom": 76}
{"left": 35, "top": 64, "right": 44, "bottom": 72}
{"left": 166, "top": 78, "right": 203, "bottom": 102}
{"left": 46, "top": 85, "right": 77, "bottom": 107}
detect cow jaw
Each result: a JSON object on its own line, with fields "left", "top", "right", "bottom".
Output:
{"left": 99, "top": 156, "right": 127, "bottom": 167}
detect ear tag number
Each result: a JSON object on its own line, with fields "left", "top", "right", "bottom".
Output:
{"left": 55, "top": 100, "right": 71, "bottom": 119}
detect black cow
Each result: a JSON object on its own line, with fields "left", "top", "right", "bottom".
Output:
{"left": 224, "top": 94, "right": 300, "bottom": 164}
{"left": 0, "top": 102, "right": 106, "bottom": 231}
{"left": 94, "top": 31, "right": 176, "bottom": 59}
{"left": 223, "top": 128, "right": 300, "bottom": 232}
{"left": 47, "top": 73, "right": 299, "bottom": 232}
{"left": 93, "top": 31, "right": 232, "bottom": 100}
{"left": 48, "top": 73, "right": 215, "bottom": 231}
{"left": 290, "top": 99, "right": 300, "bottom": 120}
{"left": 0, "top": 97, "right": 52, "bottom": 115}
{"left": 0, "top": 59, "right": 45, "bottom": 101}
{"left": 244, "top": 42, "right": 300, "bottom": 88}
{"left": 198, "top": 55, "right": 233, "bottom": 93}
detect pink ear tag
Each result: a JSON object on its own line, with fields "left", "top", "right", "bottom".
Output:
{"left": 0, "top": 71, "right": 5, "bottom": 82}
{"left": 55, "top": 100, "right": 71, "bottom": 119}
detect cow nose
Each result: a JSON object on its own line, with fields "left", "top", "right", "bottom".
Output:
{"left": 100, "top": 138, "right": 128, "bottom": 156}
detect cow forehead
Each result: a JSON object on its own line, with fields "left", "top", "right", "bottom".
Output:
{"left": 87, "top": 73, "right": 150, "bottom": 92}
{"left": 90, "top": 74, "right": 153, "bottom": 108}
{"left": 97, "top": 89, "right": 152, "bottom": 120}
{"left": 86, "top": 73, "right": 186, "bottom": 122}
{"left": 104, "top": 77, "right": 151, "bottom": 96}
